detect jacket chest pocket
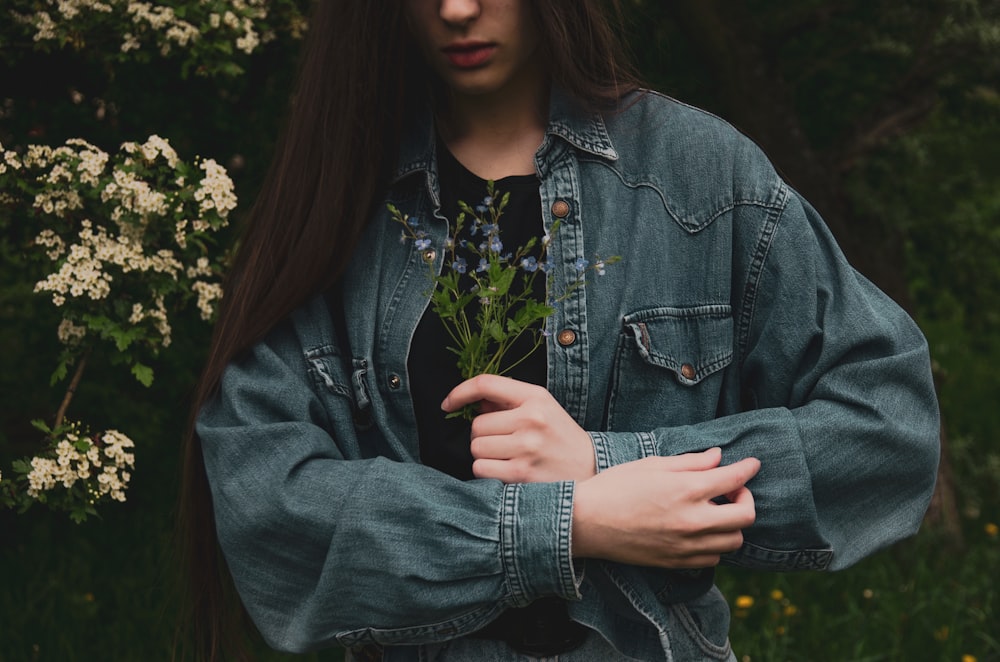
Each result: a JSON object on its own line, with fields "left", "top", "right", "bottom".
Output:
{"left": 605, "top": 305, "right": 734, "bottom": 432}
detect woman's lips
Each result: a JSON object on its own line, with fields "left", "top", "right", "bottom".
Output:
{"left": 442, "top": 42, "right": 497, "bottom": 69}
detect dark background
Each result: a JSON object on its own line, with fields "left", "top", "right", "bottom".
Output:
{"left": 1, "top": 1, "right": 998, "bottom": 659}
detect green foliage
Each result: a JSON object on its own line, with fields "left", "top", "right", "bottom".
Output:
{"left": 0, "top": 0, "right": 310, "bottom": 78}
{"left": 0, "top": 136, "right": 233, "bottom": 390}
{"left": 719, "top": 526, "right": 1000, "bottom": 661}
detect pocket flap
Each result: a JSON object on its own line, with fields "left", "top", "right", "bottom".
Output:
{"left": 623, "top": 305, "right": 733, "bottom": 385}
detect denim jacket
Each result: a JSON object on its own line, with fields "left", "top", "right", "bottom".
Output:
{"left": 198, "top": 89, "right": 940, "bottom": 661}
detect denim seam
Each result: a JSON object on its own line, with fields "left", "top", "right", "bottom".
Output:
{"left": 591, "top": 431, "right": 612, "bottom": 472}
{"left": 637, "top": 432, "right": 658, "bottom": 458}
{"left": 558, "top": 481, "right": 582, "bottom": 598}
{"left": 578, "top": 158, "right": 783, "bottom": 235}
{"left": 670, "top": 603, "right": 733, "bottom": 660}
{"left": 737, "top": 183, "right": 786, "bottom": 370}
{"left": 500, "top": 483, "right": 528, "bottom": 606}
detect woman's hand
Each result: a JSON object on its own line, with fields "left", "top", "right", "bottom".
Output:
{"left": 572, "top": 448, "right": 760, "bottom": 568}
{"left": 441, "top": 374, "right": 596, "bottom": 483}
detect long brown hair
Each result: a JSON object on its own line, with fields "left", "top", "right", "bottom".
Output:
{"left": 176, "top": 1, "right": 640, "bottom": 659}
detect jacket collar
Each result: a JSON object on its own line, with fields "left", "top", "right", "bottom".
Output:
{"left": 391, "top": 86, "right": 618, "bottom": 184}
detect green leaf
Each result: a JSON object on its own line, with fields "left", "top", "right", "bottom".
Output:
{"left": 131, "top": 362, "right": 154, "bottom": 387}
{"left": 486, "top": 320, "right": 504, "bottom": 342}
{"left": 489, "top": 267, "right": 516, "bottom": 297}
{"left": 50, "top": 360, "right": 69, "bottom": 386}
{"left": 30, "top": 419, "right": 51, "bottom": 435}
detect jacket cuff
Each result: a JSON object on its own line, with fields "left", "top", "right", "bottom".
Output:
{"left": 500, "top": 481, "right": 581, "bottom": 606}
{"left": 589, "top": 431, "right": 657, "bottom": 471}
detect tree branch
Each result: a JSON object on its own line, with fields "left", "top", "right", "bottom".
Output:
{"left": 54, "top": 348, "right": 90, "bottom": 429}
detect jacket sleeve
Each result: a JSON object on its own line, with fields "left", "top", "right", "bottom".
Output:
{"left": 589, "top": 187, "right": 940, "bottom": 571}
{"left": 197, "top": 325, "right": 580, "bottom": 653}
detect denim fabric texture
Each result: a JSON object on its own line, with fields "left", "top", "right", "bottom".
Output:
{"left": 197, "top": 88, "right": 941, "bottom": 661}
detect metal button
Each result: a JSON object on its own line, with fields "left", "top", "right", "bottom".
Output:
{"left": 422, "top": 248, "right": 436, "bottom": 262}
{"left": 551, "top": 200, "right": 570, "bottom": 218}
{"left": 557, "top": 329, "right": 577, "bottom": 346}
{"left": 388, "top": 374, "right": 401, "bottom": 389}
{"left": 680, "top": 363, "right": 696, "bottom": 380}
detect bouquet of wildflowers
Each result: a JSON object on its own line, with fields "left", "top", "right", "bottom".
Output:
{"left": 390, "top": 181, "right": 618, "bottom": 418}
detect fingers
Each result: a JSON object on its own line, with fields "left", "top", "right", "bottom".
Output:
{"left": 469, "top": 434, "right": 517, "bottom": 461}
{"left": 441, "top": 374, "right": 542, "bottom": 413}
{"left": 697, "top": 457, "right": 761, "bottom": 500}
{"left": 651, "top": 447, "right": 725, "bottom": 473}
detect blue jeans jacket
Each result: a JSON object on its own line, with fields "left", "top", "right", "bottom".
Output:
{"left": 198, "top": 89, "right": 940, "bottom": 661}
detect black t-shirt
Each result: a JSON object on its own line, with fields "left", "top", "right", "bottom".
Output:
{"left": 408, "top": 144, "right": 546, "bottom": 480}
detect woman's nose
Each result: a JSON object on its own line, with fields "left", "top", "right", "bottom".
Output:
{"left": 439, "top": 0, "right": 481, "bottom": 27}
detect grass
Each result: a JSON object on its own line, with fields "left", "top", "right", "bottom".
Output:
{"left": 718, "top": 524, "right": 999, "bottom": 662}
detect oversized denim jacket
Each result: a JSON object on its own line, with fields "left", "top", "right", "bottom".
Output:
{"left": 198, "top": 89, "right": 941, "bottom": 661}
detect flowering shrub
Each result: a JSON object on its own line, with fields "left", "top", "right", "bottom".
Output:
{"left": 0, "top": 134, "right": 235, "bottom": 518}
{"left": 390, "top": 181, "right": 619, "bottom": 419}
{"left": 1, "top": 420, "right": 136, "bottom": 523}
{"left": 2, "top": 0, "right": 310, "bottom": 76}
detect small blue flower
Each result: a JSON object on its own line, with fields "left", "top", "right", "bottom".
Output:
{"left": 452, "top": 257, "right": 467, "bottom": 274}
{"left": 575, "top": 257, "right": 589, "bottom": 272}
{"left": 541, "top": 328, "right": 552, "bottom": 337}
{"left": 469, "top": 223, "right": 480, "bottom": 236}
{"left": 415, "top": 238, "right": 432, "bottom": 250}
{"left": 490, "top": 237, "right": 503, "bottom": 253}
{"left": 406, "top": 216, "right": 420, "bottom": 227}
{"left": 481, "top": 223, "right": 498, "bottom": 235}
{"left": 477, "top": 257, "right": 489, "bottom": 272}
{"left": 475, "top": 204, "right": 488, "bottom": 214}
{"left": 521, "top": 256, "right": 538, "bottom": 272}
{"left": 483, "top": 195, "right": 493, "bottom": 206}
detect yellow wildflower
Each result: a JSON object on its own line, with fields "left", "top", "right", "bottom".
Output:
{"left": 734, "top": 595, "right": 754, "bottom": 609}
{"left": 784, "top": 604, "right": 798, "bottom": 617}
{"left": 962, "top": 655, "right": 977, "bottom": 662}
{"left": 985, "top": 522, "right": 998, "bottom": 537}
{"left": 770, "top": 589, "right": 784, "bottom": 601}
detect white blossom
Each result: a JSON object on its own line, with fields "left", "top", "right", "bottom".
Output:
{"left": 193, "top": 158, "right": 237, "bottom": 218}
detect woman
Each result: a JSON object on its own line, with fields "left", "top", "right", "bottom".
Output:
{"left": 179, "top": 1, "right": 940, "bottom": 660}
